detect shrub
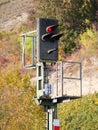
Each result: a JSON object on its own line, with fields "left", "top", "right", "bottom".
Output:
{"left": 80, "top": 29, "right": 98, "bottom": 56}
{"left": 58, "top": 93, "right": 98, "bottom": 130}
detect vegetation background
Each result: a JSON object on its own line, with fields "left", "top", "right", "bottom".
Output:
{"left": 0, "top": 0, "right": 98, "bottom": 130}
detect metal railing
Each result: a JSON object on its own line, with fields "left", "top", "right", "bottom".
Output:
{"left": 20, "top": 30, "right": 37, "bottom": 69}
{"left": 49, "top": 61, "right": 82, "bottom": 98}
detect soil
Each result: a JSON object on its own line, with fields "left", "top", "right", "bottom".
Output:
{"left": 0, "top": 0, "right": 36, "bottom": 30}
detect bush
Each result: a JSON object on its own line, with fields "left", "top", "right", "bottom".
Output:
{"left": 80, "top": 30, "right": 98, "bottom": 56}
{"left": 58, "top": 93, "right": 98, "bottom": 130}
{"left": 0, "top": 67, "right": 45, "bottom": 130}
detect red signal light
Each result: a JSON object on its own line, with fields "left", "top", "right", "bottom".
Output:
{"left": 46, "top": 25, "right": 58, "bottom": 33}
{"left": 47, "top": 27, "right": 53, "bottom": 32}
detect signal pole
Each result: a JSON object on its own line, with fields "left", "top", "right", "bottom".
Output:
{"left": 36, "top": 18, "right": 63, "bottom": 130}
{"left": 46, "top": 104, "right": 57, "bottom": 130}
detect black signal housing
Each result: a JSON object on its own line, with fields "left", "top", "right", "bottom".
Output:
{"left": 37, "top": 18, "right": 63, "bottom": 61}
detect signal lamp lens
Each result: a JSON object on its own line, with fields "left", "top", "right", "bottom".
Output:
{"left": 47, "top": 27, "right": 53, "bottom": 32}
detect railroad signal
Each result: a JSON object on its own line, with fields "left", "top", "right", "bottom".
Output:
{"left": 37, "top": 18, "right": 63, "bottom": 61}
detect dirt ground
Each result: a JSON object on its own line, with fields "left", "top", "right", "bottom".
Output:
{"left": 0, "top": 0, "right": 35, "bottom": 30}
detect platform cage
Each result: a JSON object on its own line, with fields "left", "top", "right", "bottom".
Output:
{"left": 47, "top": 61, "right": 82, "bottom": 100}
{"left": 20, "top": 30, "right": 37, "bottom": 69}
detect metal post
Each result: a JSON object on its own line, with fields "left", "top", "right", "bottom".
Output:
{"left": 22, "top": 35, "right": 26, "bottom": 66}
{"left": 56, "top": 62, "right": 58, "bottom": 96}
{"left": 61, "top": 61, "right": 63, "bottom": 96}
{"left": 36, "top": 62, "right": 44, "bottom": 99}
{"left": 46, "top": 104, "right": 57, "bottom": 130}
{"left": 53, "top": 104, "right": 57, "bottom": 119}
{"left": 80, "top": 62, "right": 82, "bottom": 97}
{"left": 48, "top": 108, "right": 53, "bottom": 130}
{"left": 32, "top": 37, "right": 34, "bottom": 65}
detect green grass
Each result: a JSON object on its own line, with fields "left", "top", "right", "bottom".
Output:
{"left": 58, "top": 93, "right": 98, "bottom": 130}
